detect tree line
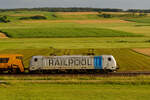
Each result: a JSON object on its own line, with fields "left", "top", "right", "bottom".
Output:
{"left": 126, "top": 9, "right": 150, "bottom": 13}
{"left": 0, "top": 8, "right": 123, "bottom": 12}
{"left": 0, "top": 8, "right": 150, "bottom": 13}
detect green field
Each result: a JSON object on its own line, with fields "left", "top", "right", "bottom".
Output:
{"left": 1, "top": 76, "right": 150, "bottom": 100}
{"left": 1, "top": 10, "right": 150, "bottom": 100}
{"left": 126, "top": 17, "right": 150, "bottom": 23}
{"left": 1, "top": 37, "right": 150, "bottom": 50}
{"left": 1, "top": 11, "right": 150, "bottom": 71}
{"left": 1, "top": 27, "right": 139, "bottom": 38}
{"left": 0, "top": 11, "right": 150, "bottom": 38}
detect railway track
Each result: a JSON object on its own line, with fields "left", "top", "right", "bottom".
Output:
{"left": 0, "top": 72, "right": 150, "bottom": 77}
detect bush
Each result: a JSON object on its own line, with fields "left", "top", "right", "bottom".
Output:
{"left": 30, "top": 15, "right": 47, "bottom": 19}
{"left": 19, "top": 15, "right": 47, "bottom": 20}
{"left": 99, "top": 14, "right": 113, "bottom": 18}
{"left": 52, "top": 14, "right": 57, "bottom": 18}
{"left": 0, "top": 16, "right": 10, "bottom": 23}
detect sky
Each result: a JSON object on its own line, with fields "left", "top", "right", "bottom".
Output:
{"left": 0, "top": 0, "right": 150, "bottom": 9}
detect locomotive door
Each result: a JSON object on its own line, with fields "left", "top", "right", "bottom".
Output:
{"left": 102, "top": 56, "right": 109, "bottom": 69}
{"left": 94, "top": 56, "right": 102, "bottom": 69}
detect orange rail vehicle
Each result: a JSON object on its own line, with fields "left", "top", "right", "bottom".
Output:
{"left": 0, "top": 54, "right": 24, "bottom": 73}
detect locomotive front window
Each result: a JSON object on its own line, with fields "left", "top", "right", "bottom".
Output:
{"left": 34, "top": 58, "right": 38, "bottom": 62}
{"left": 108, "top": 57, "right": 111, "bottom": 61}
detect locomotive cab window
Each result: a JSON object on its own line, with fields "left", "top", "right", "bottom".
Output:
{"left": 34, "top": 58, "right": 38, "bottom": 62}
{"left": 0, "top": 58, "right": 9, "bottom": 63}
{"left": 108, "top": 57, "right": 111, "bottom": 61}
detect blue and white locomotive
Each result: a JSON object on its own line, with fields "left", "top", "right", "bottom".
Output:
{"left": 29, "top": 55, "right": 118, "bottom": 72}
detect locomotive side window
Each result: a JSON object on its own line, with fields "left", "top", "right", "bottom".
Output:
{"left": 108, "top": 57, "right": 111, "bottom": 61}
{"left": 0, "top": 58, "right": 9, "bottom": 63}
{"left": 34, "top": 58, "right": 38, "bottom": 62}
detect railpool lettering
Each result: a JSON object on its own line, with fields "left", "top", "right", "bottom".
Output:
{"left": 48, "top": 57, "right": 92, "bottom": 66}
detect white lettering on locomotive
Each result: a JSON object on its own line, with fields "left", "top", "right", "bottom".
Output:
{"left": 47, "top": 57, "right": 93, "bottom": 67}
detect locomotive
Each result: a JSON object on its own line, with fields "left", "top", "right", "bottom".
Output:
{"left": 0, "top": 54, "right": 24, "bottom": 73}
{"left": 29, "top": 55, "right": 118, "bottom": 73}
{"left": 0, "top": 54, "right": 118, "bottom": 73}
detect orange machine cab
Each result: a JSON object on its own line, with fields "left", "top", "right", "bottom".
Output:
{"left": 0, "top": 54, "right": 24, "bottom": 73}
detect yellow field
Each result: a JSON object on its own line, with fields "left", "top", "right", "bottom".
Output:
{"left": 56, "top": 12, "right": 99, "bottom": 15}
{"left": 56, "top": 12, "right": 145, "bottom": 15}
{"left": 133, "top": 48, "right": 150, "bottom": 56}
{"left": 0, "top": 32, "right": 8, "bottom": 38}
{"left": 21, "top": 19, "right": 130, "bottom": 24}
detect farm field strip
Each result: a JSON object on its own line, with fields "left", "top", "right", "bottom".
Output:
{"left": 0, "top": 37, "right": 150, "bottom": 50}
{"left": 0, "top": 75, "right": 150, "bottom": 82}
{"left": 0, "top": 82, "right": 150, "bottom": 100}
{"left": 21, "top": 19, "right": 130, "bottom": 24}
{"left": 56, "top": 12, "right": 100, "bottom": 15}
{"left": 1, "top": 27, "right": 140, "bottom": 38}
{"left": 0, "top": 20, "right": 150, "bottom": 37}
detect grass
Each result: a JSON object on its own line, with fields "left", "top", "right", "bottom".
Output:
{"left": 0, "top": 19, "right": 149, "bottom": 37}
{"left": 0, "top": 82, "right": 150, "bottom": 100}
{"left": 1, "top": 76, "right": 150, "bottom": 100}
{"left": 0, "top": 37, "right": 150, "bottom": 50}
{"left": 1, "top": 75, "right": 150, "bottom": 83}
{"left": 1, "top": 27, "right": 141, "bottom": 38}
{"left": 0, "top": 48, "right": 150, "bottom": 71}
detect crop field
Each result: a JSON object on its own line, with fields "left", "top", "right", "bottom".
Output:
{"left": 2, "top": 27, "right": 139, "bottom": 38}
{"left": 1, "top": 11, "right": 150, "bottom": 100}
{"left": 1, "top": 11, "right": 150, "bottom": 38}
{"left": 0, "top": 75, "right": 150, "bottom": 100}
{"left": 0, "top": 11, "right": 150, "bottom": 71}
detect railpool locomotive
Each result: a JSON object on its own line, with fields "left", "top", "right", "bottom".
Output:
{"left": 29, "top": 55, "right": 118, "bottom": 73}
{"left": 0, "top": 54, "right": 118, "bottom": 73}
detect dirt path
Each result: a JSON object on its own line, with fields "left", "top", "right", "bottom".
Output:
{"left": 22, "top": 19, "right": 130, "bottom": 24}
{"left": 0, "top": 32, "right": 8, "bottom": 38}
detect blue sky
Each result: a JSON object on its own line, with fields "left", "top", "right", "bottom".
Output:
{"left": 0, "top": 0, "right": 150, "bottom": 9}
